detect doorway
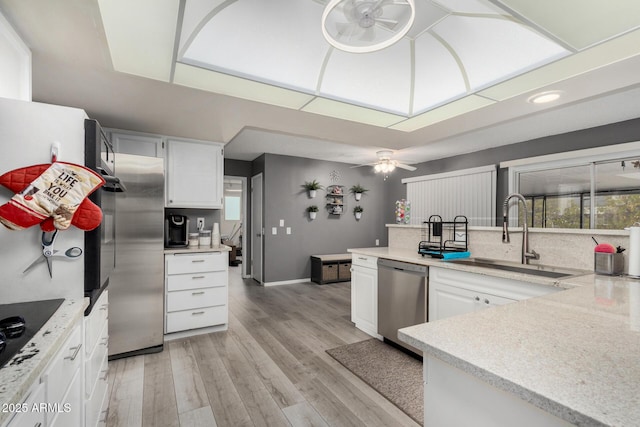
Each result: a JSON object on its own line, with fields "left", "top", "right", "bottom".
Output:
{"left": 222, "top": 176, "right": 248, "bottom": 278}
{"left": 251, "top": 173, "right": 263, "bottom": 284}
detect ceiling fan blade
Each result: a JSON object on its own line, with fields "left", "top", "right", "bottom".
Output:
{"left": 350, "top": 162, "right": 377, "bottom": 168}
{"left": 395, "top": 163, "right": 416, "bottom": 171}
{"left": 376, "top": 17, "right": 399, "bottom": 30}
{"left": 359, "top": 26, "right": 376, "bottom": 42}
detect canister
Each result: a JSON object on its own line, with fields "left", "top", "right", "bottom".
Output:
{"left": 188, "top": 233, "right": 199, "bottom": 247}
{"left": 199, "top": 230, "right": 212, "bottom": 247}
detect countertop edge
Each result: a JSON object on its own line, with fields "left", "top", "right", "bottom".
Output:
{"left": 164, "top": 244, "right": 232, "bottom": 254}
{"left": 0, "top": 298, "right": 87, "bottom": 425}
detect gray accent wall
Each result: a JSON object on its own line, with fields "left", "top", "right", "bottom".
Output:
{"left": 258, "top": 153, "right": 389, "bottom": 283}
{"left": 384, "top": 117, "right": 640, "bottom": 225}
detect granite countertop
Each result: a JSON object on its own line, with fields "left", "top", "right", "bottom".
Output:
{"left": 399, "top": 273, "right": 640, "bottom": 426}
{"left": 0, "top": 298, "right": 87, "bottom": 425}
{"left": 347, "top": 247, "right": 587, "bottom": 289}
{"left": 164, "top": 244, "right": 232, "bottom": 254}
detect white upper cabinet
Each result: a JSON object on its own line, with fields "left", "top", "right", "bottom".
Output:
{"left": 110, "top": 131, "right": 165, "bottom": 158}
{"left": 166, "top": 138, "right": 223, "bottom": 208}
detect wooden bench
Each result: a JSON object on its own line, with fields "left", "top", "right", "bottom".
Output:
{"left": 310, "top": 253, "right": 352, "bottom": 285}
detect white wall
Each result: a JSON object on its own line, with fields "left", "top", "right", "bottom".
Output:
{"left": 0, "top": 9, "right": 31, "bottom": 101}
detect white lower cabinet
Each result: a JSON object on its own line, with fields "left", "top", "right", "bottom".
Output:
{"left": 84, "top": 291, "right": 109, "bottom": 427}
{"left": 429, "top": 266, "right": 561, "bottom": 321}
{"left": 165, "top": 252, "right": 229, "bottom": 334}
{"left": 350, "top": 254, "right": 379, "bottom": 337}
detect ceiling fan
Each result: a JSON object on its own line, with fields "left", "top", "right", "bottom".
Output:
{"left": 321, "top": 0, "right": 416, "bottom": 53}
{"left": 351, "top": 150, "right": 417, "bottom": 173}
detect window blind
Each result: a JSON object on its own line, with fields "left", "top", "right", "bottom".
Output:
{"left": 402, "top": 165, "right": 496, "bottom": 226}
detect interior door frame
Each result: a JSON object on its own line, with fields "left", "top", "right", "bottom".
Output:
{"left": 250, "top": 173, "right": 264, "bottom": 284}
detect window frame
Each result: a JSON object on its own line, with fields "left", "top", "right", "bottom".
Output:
{"left": 502, "top": 141, "right": 640, "bottom": 230}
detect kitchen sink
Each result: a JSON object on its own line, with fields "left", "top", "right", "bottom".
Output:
{"left": 448, "top": 258, "right": 589, "bottom": 279}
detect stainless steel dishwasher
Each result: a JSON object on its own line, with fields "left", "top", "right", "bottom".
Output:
{"left": 378, "top": 258, "right": 428, "bottom": 356}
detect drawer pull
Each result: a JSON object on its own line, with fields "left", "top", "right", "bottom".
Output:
{"left": 65, "top": 344, "right": 82, "bottom": 361}
{"left": 35, "top": 423, "right": 42, "bottom": 427}
{"left": 192, "top": 291, "right": 205, "bottom": 296}
{"left": 192, "top": 275, "right": 206, "bottom": 279}
{"left": 99, "top": 303, "right": 108, "bottom": 311}
{"left": 99, "top": 368, "right": 109, "bottom": 381}
{"left": 191, "top": 311, "right": 205, "bottom": 316}
{"left": 99, "top": 407, "right": 110, "bottom": 423}
{"left": 100, "top": 336, "right": 109, "bottom": 346}
{"left": 358, "top": 257, "right": 367, "bottom": 261}
{"left": 191, "top": 259, "right": 206, "bottom": 263}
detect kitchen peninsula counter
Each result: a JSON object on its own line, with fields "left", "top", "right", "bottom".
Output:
{"left": 348, "top": 247, "right": 584, "bottom": 289}
{"left": 0, "top": 298, "right": 87, "bottom": 426}
{"left": 399, "top": 273, "right": 640, "bottom": 426}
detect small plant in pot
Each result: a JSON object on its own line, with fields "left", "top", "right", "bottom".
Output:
{"left": 303, "top": 180, "right": 323, "bottom": 198}
{"left": 353, "top": 205, "right": 364, "bottom": 220}
{"left": 349, "top": 184, "right": 368, "bottom": 201}
{"left": 307, "top": 205, "right": 319, "bottom": 220}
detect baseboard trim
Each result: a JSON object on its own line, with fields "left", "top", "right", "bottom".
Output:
{"left": 263, "top": 278, "right": 311, "bottom": 287}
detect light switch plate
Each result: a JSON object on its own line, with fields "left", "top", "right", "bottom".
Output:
{"left": 286, "top": 227, "right": 291, "bottom": 235}
{"left": 279, "top": 219, "right": 285, "bottom": 227}
{"left": 375, "top": 239, "right": 379, "bottom": 246}
{"left": 272, "top": 227, "right": 277, "bottom": 235}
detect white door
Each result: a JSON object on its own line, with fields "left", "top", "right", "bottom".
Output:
{"left": 251, "top": 173, "right": 264, "bottom": 284}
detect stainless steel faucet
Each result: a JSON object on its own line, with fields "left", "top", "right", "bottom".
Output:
{"left": 502, "top": 193, "right": 539, "bottom": 264}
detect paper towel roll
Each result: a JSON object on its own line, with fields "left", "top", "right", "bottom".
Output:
{"left": 628, "top": 225, "right": 640, "bottom": 277}
{"left": 212, "top": 222, "right": 221, "bottom": 247}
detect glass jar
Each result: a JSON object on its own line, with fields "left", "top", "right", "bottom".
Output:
{"left": 198, "top": 230, "right": 212, "bottom": 247}
{"left": 188, "top": 233, "right": 199, "bottom": 247}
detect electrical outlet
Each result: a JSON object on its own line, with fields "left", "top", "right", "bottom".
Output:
{"left": 375, "top": 239, "right": 380, "bottom": 246}
{"left": 197, "top": 217, "right": 205, "bottom": 230}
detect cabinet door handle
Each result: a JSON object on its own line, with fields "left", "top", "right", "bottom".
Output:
{"left": 100, "top": 336, "right": 109, "bottom": 346}
{"left": 65, "top": 344, "right": 82, "bottom": 361}
{"left": 474, "top": 296, "right": 480, "bottom": 301}
{"left": 192, "top": 291, "right": 205, "bottom": 296}
{"left": 484, "top": 299, "right": 490, "bottom": 305}
{"left": 35, "top": 423, "right": 42, "bottom": 427}
{"left": 99, "top": 303, "right": 109, "bottom": 311}
{"left": 99, "top": 407, "right": 110, "bottom": 423}
{"left": 192, "top": 275, "right": 205, "bottom": 279}
{"left": 191, "top": 259, "right": 205, "bottom": 263}
{"left": 192, "top": 311, "right": 205, "bottom": 316}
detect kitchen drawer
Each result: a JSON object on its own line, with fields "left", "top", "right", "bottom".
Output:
{"left": 166, "top": 271, "right": 227, "bottom": 291}
{"left": 165, "top": 305, "right": 227, "bottom": 333}
{"left": 49, "top": 367, "right": 82, "bottom": 427}
{"left": 85, "top": 320, "right": 108, "bottom": 398}
{"left": 166, "top": 286, "right": 227, "bottom": 312}
{"left": 85, "top": 355, "right": 109, "bottom": 427}
{"left": 4, "top": 381, "right": 45, "bottom": 427}
{"left": 166, "top": 252, "right": 227, "bottom": 274}
{"left": 43, "top": 322, "right": 82, "bottom": 406}
{"left": 85, "top": 290, "right": 108, "bottom": 357}
{"left": 352, "top": 254, "right": 377, "bottom": 269}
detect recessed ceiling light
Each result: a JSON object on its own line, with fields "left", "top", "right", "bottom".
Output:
{"left": 527, "top": 91, "right": 563, "bottom": 104}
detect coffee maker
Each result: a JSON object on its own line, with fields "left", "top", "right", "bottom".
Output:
{"left": 165, "top": 214, "right": 189, "bottom": 248}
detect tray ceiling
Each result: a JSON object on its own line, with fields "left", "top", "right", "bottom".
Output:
{"left": 97, "top": 0, "right": 640, "bottom": 131}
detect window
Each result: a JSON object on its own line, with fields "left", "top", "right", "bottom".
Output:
{"left": 504, "top": 142, "right": 640, "bottom": 230}
{"left": 224, "top": 196, "right": 241, "bottom": 221}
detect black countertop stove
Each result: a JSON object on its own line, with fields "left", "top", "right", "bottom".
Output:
{"left": 0, "top": 299, "right": 64, "bottom": 369}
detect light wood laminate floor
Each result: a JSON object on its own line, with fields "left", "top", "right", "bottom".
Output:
{"left": 107, "top": 267, "right": 420, "bottom": 427}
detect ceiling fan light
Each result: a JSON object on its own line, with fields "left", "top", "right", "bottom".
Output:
{"left": 374, "top": 163, "right": 382, "bottom": 173}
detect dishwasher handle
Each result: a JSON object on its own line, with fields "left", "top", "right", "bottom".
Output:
{"left": 378, "top": 258, "right": 428, "bottom": 275}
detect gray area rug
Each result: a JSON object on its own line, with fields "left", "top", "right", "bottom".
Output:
{"left": 326, "top": 338, "right": 423, "bottom": 425}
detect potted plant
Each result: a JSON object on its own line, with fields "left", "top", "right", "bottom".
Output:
{"left": 349, "top": 184, "right": 368, "bottom": 201}
{"left": 353, "top": 205, "right": 364, "bottom": 220}
{"left": 303, "top": 180, "right": 323, "bottom": 198}
{"left": 307, "top": 205, "right": 319, "bottom": 220}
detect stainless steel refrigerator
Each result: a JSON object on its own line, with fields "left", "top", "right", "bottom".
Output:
{"left": 108, "top": 153, "right": 165, "bottom": 358}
